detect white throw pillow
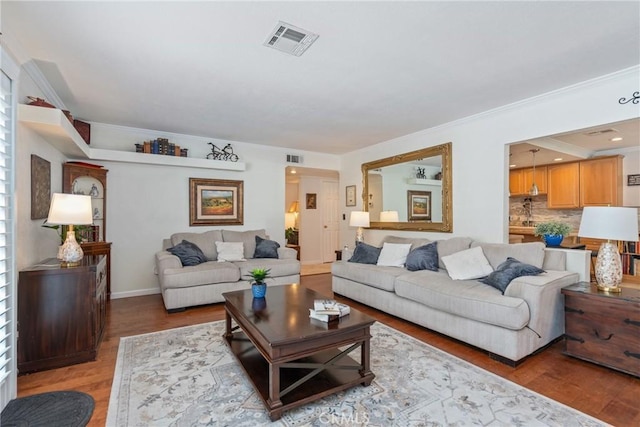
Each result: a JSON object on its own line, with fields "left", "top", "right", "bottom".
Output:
{"left": 215, "top": 241, "right": 245, "bottom": 262}
{"left": 376, "top": 243, "right": 413, "bottom": 267}
{"left": 441, "top": 246, "right": 494, "bottom": 280}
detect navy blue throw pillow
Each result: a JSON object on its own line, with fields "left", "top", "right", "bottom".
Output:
{"left": 480, "top": 257, "right": 545, "bottom": 293}
{"left": 405, "top": 242, "right": 439, "bottom": 271}
{"left": 254, "top": 235, "right": 280, "bottom": 259}
{"left": 348, "top": 242, "right": 381, "bottom": 264}
{"left": 168, "top": 240, "right": 207, "bottom": 266}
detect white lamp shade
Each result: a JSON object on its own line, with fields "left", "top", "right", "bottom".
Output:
{"left": 349, "top": 211, "right": 370, "bottom": 227}
{"left": 578, "top": 207, "right": 639, "bottom": 241}
{"left": 284, "top": 212, "right": 296, "bottom": 229}
{"left": 379, "top": 211, "right": 399, "bottom": 222}
{"left": 47, "top": 193, "right": 93, "bottom": 225}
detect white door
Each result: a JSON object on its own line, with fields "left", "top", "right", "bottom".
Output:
{"left": 322, "top": 180, "right": 339, "bottom": 263}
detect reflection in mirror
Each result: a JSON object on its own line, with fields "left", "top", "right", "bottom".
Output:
{"left": 362, "top": 142, "right": 452, "bottom": 232}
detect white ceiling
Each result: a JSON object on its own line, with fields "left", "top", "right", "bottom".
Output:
{"left": 3, "top": 1, "right": 639, "bottom": 155}
{"left": 510, "top": 117, "right": 640, "bottom": 168}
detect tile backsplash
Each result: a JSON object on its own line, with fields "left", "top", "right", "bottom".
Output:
{"left": 509, "top": 196, "right": 582, "bottom": 232}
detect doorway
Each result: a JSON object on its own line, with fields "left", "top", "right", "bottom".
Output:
{"left": 285, "top": 166, "right": 340, "bottom": 265}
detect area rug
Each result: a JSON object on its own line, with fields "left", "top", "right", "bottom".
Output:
{"left": 107, "top": 321, "right": 605, "bottom": 426}
{"left": 1, "top": 390, "right": 94, "bottom": 427}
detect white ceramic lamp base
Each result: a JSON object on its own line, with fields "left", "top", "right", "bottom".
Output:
{"left": 355, "top": 227, "right": 364, "bottom": 244}
{"left": 595, "top": 242, "right": 623, "bottom": 293}
{"left": 59, "top": 230, "right": 84, "bottom": 267}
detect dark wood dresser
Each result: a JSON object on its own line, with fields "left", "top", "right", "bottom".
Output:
{"left": 562, "top": 282, "right": 640, "bottom": 377}
{"left": 17, "top": 255, "right": 107, "bottom": 374}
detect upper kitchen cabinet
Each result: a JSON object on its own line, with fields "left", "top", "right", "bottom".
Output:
{"left": 547, "top": 155, "right": 623, "bottom": 209}
{"left": 580, "top": 156, "right": 623, "bottom": 206}
{"left": 547, "top": 162, "right": 580, "bottom": 208}
{"left": 509, "top": 166, "right": 547, "bottom": 196}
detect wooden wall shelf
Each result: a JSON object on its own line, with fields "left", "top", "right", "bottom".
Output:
{"left": 18, "top": 104, "right": 246, "bottom": 171}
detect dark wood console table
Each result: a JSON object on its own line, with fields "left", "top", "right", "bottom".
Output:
{"left": 17, "top": 255, "right": 107, "bottom": 374}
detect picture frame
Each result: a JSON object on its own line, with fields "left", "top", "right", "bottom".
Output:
{"left": 306, "top": 193, "right": 317, "bottom": 209}
{"left": 407, "top": 190, "right": 431, "bottom": 221}
{"left": 345, "top": 185, "right": 356, "bottom": 207}
{"left": 189, "top": 178, "right": 243, "bottom": 226}
{"left": 31, "top": 154, "right": 51, "bottom": 220}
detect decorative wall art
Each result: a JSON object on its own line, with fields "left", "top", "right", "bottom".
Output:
{"left": 30, "top": 154, "right": 51, "bottom": 220}
{"left": 306, "top": 193, "right": 317, "bottom": 209}
{"left": 345, "top": 185, "right": 356, "bottom": 207}
{"left": 407, "top": 190, "right": 432, "bottom": 221}
{"left": 189, "top": 178, "right": 244, "bottom": 226}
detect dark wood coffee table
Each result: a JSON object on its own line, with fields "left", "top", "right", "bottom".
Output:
{"left": 222, "top": 284, "right": 375, "bottom": 421}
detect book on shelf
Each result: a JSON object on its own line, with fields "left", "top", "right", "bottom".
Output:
{"left": 309, "top": 299, "right": 350, "bottom": 322}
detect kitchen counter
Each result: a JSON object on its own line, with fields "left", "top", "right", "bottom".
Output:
{"left": 509, "top": 226, "right": 536, "bottom": 235}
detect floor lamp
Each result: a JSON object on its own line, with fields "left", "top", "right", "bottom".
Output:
{"left": 578, "top": 206, "right": 639, "bottom": 292}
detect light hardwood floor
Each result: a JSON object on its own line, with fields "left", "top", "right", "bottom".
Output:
{"left": 17, "top": 274, "right": 640, "bottom": 426}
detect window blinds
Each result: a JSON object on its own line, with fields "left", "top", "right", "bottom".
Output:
{"left": 0, "top": 68, "right": 15, "bottom": 408}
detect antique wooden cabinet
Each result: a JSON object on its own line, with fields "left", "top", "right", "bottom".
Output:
{"left": 63, "top": 162, "right": 112, "bottom": 297}
{"left": 18, "top": 255, "right": 107, "bottom": 373}
{"left": 562, "top": 282, "right": 640, "bottom": 377}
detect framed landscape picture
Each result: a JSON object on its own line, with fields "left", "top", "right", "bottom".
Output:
{"left": 407, "top": 190, "right": 431, "bottom": 221}
{"left": 189, "top": 178, "right": 243, "bottom": 226}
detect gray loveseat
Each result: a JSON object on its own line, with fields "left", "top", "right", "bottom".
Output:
{"left": 332, "top": 236, "right": 582, "bottom": 364}
{"left": 155, "top": 229, "right": 300, "bottom": 311}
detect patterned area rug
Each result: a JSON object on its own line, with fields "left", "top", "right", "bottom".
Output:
{"left": 107, "top": 321, "right": 604, "bottom": 426}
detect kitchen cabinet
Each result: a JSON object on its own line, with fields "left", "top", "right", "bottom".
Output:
{"left": 547, "top": 162, "right": 580, "bottom": 208}
{"left": 580, "top": 156, "right": 622, "bottom": 206}
{"left": 547, "top": 155, "right": 623, "bottom": 209}
{"left": 509, "top": 166, "right": 547, "bottom": 196}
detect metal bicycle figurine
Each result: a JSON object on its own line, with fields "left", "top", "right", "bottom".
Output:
{"left": 207, "top": 143, "right": 239, "bottom": 162}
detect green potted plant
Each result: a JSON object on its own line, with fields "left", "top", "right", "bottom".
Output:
{"left": 534, "top": 221, "right": 572, "bottom": 246}
{"left": 248, "top": 267, "right": 271, "bottom": 298}
{"left": 285, "top": 227, "right": 298, "bottom": 245}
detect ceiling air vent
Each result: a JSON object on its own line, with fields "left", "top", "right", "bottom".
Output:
{"left": 585, "top": 128, "right": 618, "bottom": 136}
{"left": 264, "top": 22, "right": 319, "bottom": 56}
{"left": 286, "top": 154, "right": 303, "bottom": 164}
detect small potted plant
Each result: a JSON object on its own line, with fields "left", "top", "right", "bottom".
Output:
{"left": 248, "top": 267, "right": 271, "bottom": 298}
{"left": 534, "top": 221, "right": 572, "bottom": 246}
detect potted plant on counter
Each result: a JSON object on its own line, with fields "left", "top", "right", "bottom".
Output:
{"left": 534, "top": 221, "right": 572, "bottom": 246}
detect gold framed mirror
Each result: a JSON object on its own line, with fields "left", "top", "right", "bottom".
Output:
{"left": 362, "top": 142, "right": 452, "bottom": 232}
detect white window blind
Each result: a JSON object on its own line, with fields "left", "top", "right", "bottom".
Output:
{"left": 0, "top": 68, "right": 15, "bottom": 408}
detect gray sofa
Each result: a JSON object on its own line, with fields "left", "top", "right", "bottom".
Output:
{"left": 155, "top": 229, "right": 300, "bottom": 311}
{"left": 332, "top": 236, "right": 581, "bottom": 364}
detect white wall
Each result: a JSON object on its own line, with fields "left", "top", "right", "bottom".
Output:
{"left": 16, "top": 112, "right": 340, "bottom": 298}
{"left": 338, "top": 67, "right": 640, "bottom": 247}
{"left": 15, "top": 72, "right": 68, "bottom": 270}
{"left": 622, "top": 149, "right": 640, "bottom": 207}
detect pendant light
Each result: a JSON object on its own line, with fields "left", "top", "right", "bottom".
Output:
{"left": 529, "top": 149, "right": 540, "bottom": 196}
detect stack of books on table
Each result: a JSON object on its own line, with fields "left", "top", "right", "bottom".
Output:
{"left": 309, "top": 299, "right": 350, "bottom": 322}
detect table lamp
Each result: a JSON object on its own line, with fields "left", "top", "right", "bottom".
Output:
{"left": 47, "top": 193, "right": 93, "bottom": 267}
{"left": 379, "top": 211, "right": 399, "bottom": 222}
{"left": 349, "top": 211, "right": 370, "bottom": 244}
{"left": 578, "top": 206, "right": 639, "bottom": 292}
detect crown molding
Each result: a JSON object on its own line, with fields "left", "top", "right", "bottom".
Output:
{"left": 22, "top": 60, "right": 67, "bottom": 110}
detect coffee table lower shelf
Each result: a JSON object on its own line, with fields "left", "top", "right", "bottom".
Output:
{"left": 224, "top": 330, "right": 374, "bottom": 420}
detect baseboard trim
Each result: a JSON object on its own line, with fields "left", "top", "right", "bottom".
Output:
{"left": 111, "top": 287, "right": 160, "bottom": 299}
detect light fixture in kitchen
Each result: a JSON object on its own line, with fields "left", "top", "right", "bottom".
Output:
{"left": 529, "top": 149, "right": 540, "bottom": 196}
